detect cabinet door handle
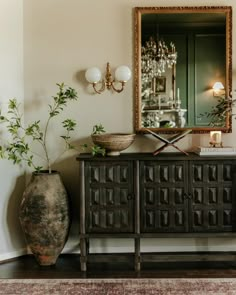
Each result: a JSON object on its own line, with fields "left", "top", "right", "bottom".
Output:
{"left": 187, "top": 193, "right": 192, "bottom": 199}
{"left": 183, "top": 193, "right": 192, "bottom": 199}
{"left": 127, "top": 194, "right": 134, "bottom": 200}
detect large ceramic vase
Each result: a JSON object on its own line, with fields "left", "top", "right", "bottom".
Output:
{"left": 19, "top": 171, "right": 70, "bottom": 266}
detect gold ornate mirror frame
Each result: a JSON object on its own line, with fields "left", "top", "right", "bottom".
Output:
{"left": 134, "top": 6, "right": 232, "bottom": 133}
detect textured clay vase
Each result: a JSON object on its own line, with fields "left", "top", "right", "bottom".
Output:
{"left": 19, "top": 171, "right": 70, "bottom": 266}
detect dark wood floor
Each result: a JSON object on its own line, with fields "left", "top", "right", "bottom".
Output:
{"left": 1, "top": 254, "right": 236, "bottom": 279}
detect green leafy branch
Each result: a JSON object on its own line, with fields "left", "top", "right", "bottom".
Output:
{"left": 81, "top": 124, "right": 106, "bottom": 156}
{"left": 61, "top": 119, "right": 77, "bottom": 149}
{"left": 82, "top": 143, "right": 106, "bottom": 157}
{"left": 0, "top": 83, "right": 78, "bottom": 173}
{"left": 0, "top": 99, "right": 42, "bottom": 171}
{"left": 92, "top": 124, "right": 106, "bottom": 135}
{"left": 199, "top": 95, "right": 236, "bottom": 127}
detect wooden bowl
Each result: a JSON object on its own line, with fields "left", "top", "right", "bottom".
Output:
{"left": 91, "top": 133, "right": 135, "bottom": 156}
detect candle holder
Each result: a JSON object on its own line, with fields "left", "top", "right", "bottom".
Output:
{"left": 176, "top": 99, "right": 181, "bottom": 109}
{"left": 209, "top": 141, "right": 223, "bottom": 148}
{"left": 209, "top": 131, "right": 223, "bottom": 147}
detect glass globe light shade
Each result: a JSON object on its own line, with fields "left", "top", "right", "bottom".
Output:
{"left": 115, "top": 66, "right": 131, "bottom": 82}
{"left": 85, "top": 67, "right": 101, "bottom": 83}
{"left": 212, "top": 81, "right": 224, "bottom": 90}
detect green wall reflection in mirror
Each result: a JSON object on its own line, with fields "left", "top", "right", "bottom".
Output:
{"left": 134, "top": 6, "right": 232, "bottom": 133}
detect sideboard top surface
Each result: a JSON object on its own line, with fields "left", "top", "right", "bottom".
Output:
{"left": 77, "top": 152, "right": 236, "bottom": 161}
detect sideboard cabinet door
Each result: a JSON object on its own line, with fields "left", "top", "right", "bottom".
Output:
{"left": 189, "top": 160, "right": 236, "bottom": 232}
{"left": 140, "top": 160, "right": 189, "bottom": 233}
{"left": 85, "top": 161, "right": 134, "bottom": 233}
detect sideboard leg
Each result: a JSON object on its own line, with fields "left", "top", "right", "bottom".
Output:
{"left": 135, "top": 237, "right": 141, "bottom": 271}
{"left": 86, "top": 238, "right": 90, "bottom": 255}
{"left": 80, "top": 238, "right": 87, "bottom": 272}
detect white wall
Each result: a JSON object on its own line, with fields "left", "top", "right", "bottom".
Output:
{"left": 0, "top": 0, "right": 26, "bottom": 260}
{"left": 1, "top": 0, "right": 236, "bottom": 260}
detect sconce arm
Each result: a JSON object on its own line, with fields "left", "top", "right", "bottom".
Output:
{"left": 111, "top": 81, "right": 125, "bottom": 93}
{"left": 92, "top": 81, "right": 106, "bottom": 94}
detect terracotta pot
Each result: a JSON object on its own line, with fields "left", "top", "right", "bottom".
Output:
{"left": 19, "top": 171, "right": 70, "bottom": 266}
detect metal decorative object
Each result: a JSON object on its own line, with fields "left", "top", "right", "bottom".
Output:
{"left": 146, "top": 128, "right": 192, "bottom": 155}
{"left": 85, "top": 62, "right": 131, "bottom": 94}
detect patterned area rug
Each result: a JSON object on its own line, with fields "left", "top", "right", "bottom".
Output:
{"left": 0, "top": 278, "right": 236, "bottom": 295}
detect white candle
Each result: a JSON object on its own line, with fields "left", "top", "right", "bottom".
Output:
{"left": 210, "top": 131, "right": 222, "bottom": 144}
{"left": 158, "top": 95, "right": 161, "bottom": 110}
{"left": 177, "top": 88, "right": 180, "bottom": 100}
{"left": 152, "top": 78, "right": 156, "bottom": 93}
{"left": 215, "top": 132, "right": 221, "bottom": 143}
{"left": 169, "top": 89, "right": 173, "bottom": 100}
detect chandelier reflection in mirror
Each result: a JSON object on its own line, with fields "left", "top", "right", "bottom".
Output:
{"left": 140, "top": 37, "right": 185, "bottom": 129}
{"left": 141, "top": 37, "right": 177, "bottom": 81}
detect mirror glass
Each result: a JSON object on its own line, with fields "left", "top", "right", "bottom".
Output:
{"left": 134, "top": 7, "right": 232, "bottom": 133}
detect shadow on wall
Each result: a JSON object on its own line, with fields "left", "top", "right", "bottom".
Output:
{"left": 6, "top": 175, "right": 26, "bottom": 250}
{"left": 38, "top": 137, "right": 90, "bottom": 253}
{"left": 74, "top": 69, "right": 98, "bottom": 96}
{"left": 53, "top": 154, "right": 81, "bottom": 250}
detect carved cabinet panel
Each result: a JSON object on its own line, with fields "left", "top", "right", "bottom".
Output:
{"left": 140, "top": 159, "right": 236, "bottom": 233}
{"left": 140, "top": 161, "right": 188, "bottom": 232}
{"left": 85, "top": 161, "right": 134, "bottom": 233}
{"left": 190, "top": 161, "right": 234, "bottom": 232}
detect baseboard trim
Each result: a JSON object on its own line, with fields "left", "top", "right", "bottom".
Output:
{"left": 0, "top": 248, "right": 28, "bottom": 263}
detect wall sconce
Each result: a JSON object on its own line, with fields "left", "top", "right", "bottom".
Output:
{"left": 212, "top": 82, "right": 225, "bottom": 97}
{"left": 85, "top": 62, "right": 131, "bottom": 94}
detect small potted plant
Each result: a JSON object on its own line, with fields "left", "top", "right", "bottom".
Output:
{"left": 0, "top": 82, "right": 78, "bottom": 265}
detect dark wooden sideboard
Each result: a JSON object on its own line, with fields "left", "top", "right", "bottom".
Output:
{"left": 77, "top": 153, "right": 236, "bottom": 271}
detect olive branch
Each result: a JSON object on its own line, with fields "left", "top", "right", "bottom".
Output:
{"left": 0, "top": 83, "right": 78, "bottom": 173}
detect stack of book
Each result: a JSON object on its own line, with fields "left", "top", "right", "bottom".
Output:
{"left": 194, "top": 146, "right": 236, "bottom": 156}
